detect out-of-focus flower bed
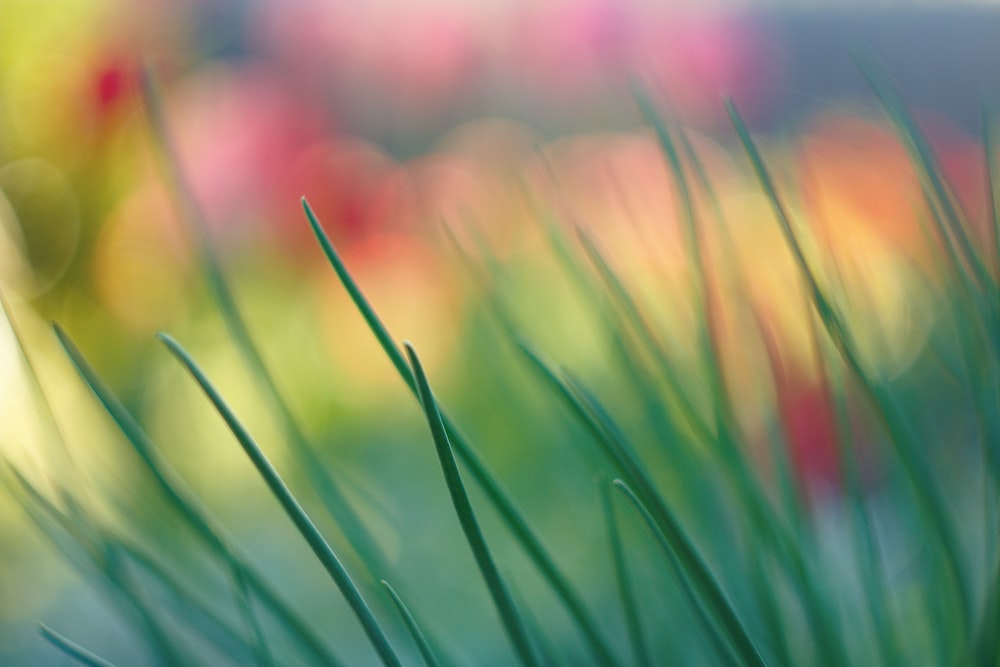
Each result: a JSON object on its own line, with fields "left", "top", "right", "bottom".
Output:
{"left": 1, "top": 1, "right": 998, "bottom": 663}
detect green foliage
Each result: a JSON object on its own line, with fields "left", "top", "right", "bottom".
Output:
{"left": 3, "top": 63, "right": 999, "bottom": 666}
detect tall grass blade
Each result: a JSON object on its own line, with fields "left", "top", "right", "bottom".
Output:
{"left": 854, "top": 54, "right": 994, "bottom": 297}
{"left": 380, "top": 581, "right": 444, "bottom": 667}
{"left": 137, "top": 66, "right": 388, "bottom": 577}
{"left": 601, "top": 483, "right": 651, "bottom": 667}
{"left": 404, "top": 342, "right": 540, "bottom": 667}
{"left": 611, "top": 479, "right": 742, "bottom": 666}
{"left": 114, "top": 538, "right": 262, "bottom": 664}
{"left": 7, "top": 470, "right": 189, "bottom": 667}
{"left": 38, "top": 624, "right": 120, "bottom": 667}
{"left": 726, "top": 96, "right": 972, "bottom": 639}
{"left": 304, "top": 198, "right": 620, "bottom": 667}
{"left": 158, "top": 332, "right": 402, "bottom": 667}
{"left": 51, "top": 324, "right": 343, "bottom": 667}
{"left": 516, "top": 342, "right": 766, "bottom": 666}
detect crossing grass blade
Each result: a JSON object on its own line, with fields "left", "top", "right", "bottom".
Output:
{"left": 114, "top": 537, "right": 264, "bottom": 664}
{"left": 39, "top": 624, "right": 120, "bottom": 667}
{"left": 6, "top": 469, "right": 190, "bottom": 667}
{"left": 51, "top": 323, "right": 344, "bottom": 667}
{"left": 380, "top": 580, "right": 444, "bottom": 667}
{"left": 611, "top": 479, "right": 742, "bottom": 667}
{"left": 304, "top": 198, "right": 621, "bottom": 667}
{"left": 726, "top": 96, "right": 972, "bottom": 643}
{"left": 515, "top": 341, "right": 766, "bottom": 667}
{"left": 601, "top": 482, "right": 651, "bottom": 667}
{"left": 157, "top": 332, "right": 402, "bottom": 667}
{"left": 853, "top": 54, "right": 994, "bottom": 298}
{"left": 138, "top": 66, "right": 389, "bottom": 578}
{"left": 404, "top": 342, "right": 540, "bottom": 667}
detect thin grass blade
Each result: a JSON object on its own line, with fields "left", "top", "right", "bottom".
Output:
{"left": 726, "top": 96, "right": 972, "bottom": 639}
{"left": 7, "top": 471, "right": 188, "bottom": 667}
{"left": 854, "top": 54, "right": 994, "bottom": 296}
{"left": 158, "top": 332, "right": 401, "bottom": 667}
{"left": 138, "top": 66, "right": 388, "bottom": 577}
{"left": 304, "top": 198, "right": 620, "bottom": 667}
{"left": 51, "top": 324, "right": 342, "bottom": 667}
{"left": 380, "top": 581, "right": 444, "bottom": 667}
{"left": 601, "top": 483, "right": 651, "bottom": 667}
{"left": 611, "top": 480, "right": 743, "bottom": 666}
{"left": 39, "top": 624, "right": 120, "bottom": 667}
{"left": 404, "top": 342, "right": 539, "bottom": 667}
{"left": 515, "top": 341, "right": 765, "bottom": 666}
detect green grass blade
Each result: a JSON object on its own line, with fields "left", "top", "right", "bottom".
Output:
{"left": 138, "top": 66, "right": 388, "bottom": 577}
{"left": 381, "top": 580, "right": 444, "bottom": 667}
{"left": 625, "top": 99, "right": 847, "bottom": 665}
{"left": 39, "top": 624, "right": 120, "bottom": 667}
{"left": 0, "top": 291, "right": 79, "bottom": 478}
{"left": 515, "top": 341, "right": 765, "bottom": 666}
{"left": 611, "top": 480, "right": 745, "bottom": 667}
{"left": 157, "top": 332, "right": 402, "bottom": 667}
{"left": 51, "top": 324, "right": 342, "bottom": 667}
{"left": 985, "top": 101, "right": 1000, "bottom": 287}
{"left": 747, "top": 551, "right": 794, "bottom": 667}
{"left": 304, "top": 198, "right": 621, "bottom": 667}
{"left": 405, "top": 342, "right": 540, "bottom": 667}
{"left": 572, "top": 226, "right": 715, "bottom": 448}
{"left": 114, "top": 538, "right": 261, "bottom": 664}
{"left": 601, "top": 483, "right": 651, "bottom": 667}
{"left": 854, "top": 55, "right": 994, "bottom": 298}
{"left": 7, "top": 470, "right": 189, "bottom": 667}
{"left": 726, "top": 97, "right": 972, "bottom": 639}
{"left": 226, "top": 551, "right": 275, "bottom": 667}
{"left": 971, "top": 556, "right": 1000, "bottom": 666}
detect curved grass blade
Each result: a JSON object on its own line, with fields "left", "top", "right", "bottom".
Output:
{"left": 971, "top": 556, "right": 1000, "bottom": 666}
{"left": 986, "top": 102, "right": 1000, "bottom": 278}
{"left": 0, "top": 291, "right": 79, "bottom": 481}
{"left": 7, "top": 470, "right": 189, "bottom": 667}
{"left": 39, "top": 624, "right": 119, "bottom": 667}
{"left": 404, "top": 342, "right": 540, "bottom": 667}
{"left": 158, "top": 332, "right": 402, "bottom": 667}
{"left": 381, "top": 580, "right": 444, "bottom": 667}
{"left": 601, "top": 483, "right": 651, "bottom": 667}
{"left": 138, "top": 66, "right": 388, "bottom": 578}
{"left": 114, "top": 538, "right": 262, "bottom": 664}
{"left": 51, "top": 324, "right": 343, "bottom": 667}
{"left": 611, "top": 480, "right": 742, "bottom": 667}
{"left": 853, "top": 54, "right": 994, "bottom": 297}
{"left": 726, "top": 97, "right": 972, "bottom": 638}
{"left": 304, "top": 198, "right": 621, "bottom": 667}
{"left": 515, "top": 341, "right": 765, "bottom": 666}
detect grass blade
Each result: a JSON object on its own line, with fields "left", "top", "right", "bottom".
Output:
{"left": 515, "top": 341, "right": 766, "bottom": 666}
{"left": 854, "top": 54, "right": 994, "bottom": 297}
{"left": 39, "top": 624, "right": 120, "bottom": 667}
{"left": 157, "top": 332, "right": 402, "bottom": 667}
{"left": 601, "top": 483, "right": 651, "bottom": 667}
{"left": 726, "top": 96, "right": 972, "bottom": 640}
{"left": 380, "top": 580, "right": 444, "bottom": 667}
{"left": 6, "top": 470, "right": 189, "bottom": 667}
{"left": 138, "top": 66, "right": 388, "bottom": 577}
{"left": 304, "top": 198, "right": 620, "bottom": 667}
{"left": 404, "top": 342, "right": 540, "bottom": 666}
{"left": 404, "top": 342, "right": 540, "bottom": 667}
{"left": 51, "top": 323, "right": 343, "bottom": 667}
{"left": 611, "top": 480, "right": 742, "bottom": 667}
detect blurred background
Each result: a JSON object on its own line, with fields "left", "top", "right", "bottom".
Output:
{"left": 1, "top": 0, "right": 999, "bottom": 664}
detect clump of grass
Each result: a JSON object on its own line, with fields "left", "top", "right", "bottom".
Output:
{"left": 3, "top": 60, "right": 998, "bottom": 666}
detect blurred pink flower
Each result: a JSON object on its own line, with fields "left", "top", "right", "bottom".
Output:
{"left": 633, "top": 12, "right": 784, "bottom": 125}
{"left": 166, "top": 66, "right": 330, "bottom": 236}
{"left": 506, "top": 0, "right": 629, "bottom": 97}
